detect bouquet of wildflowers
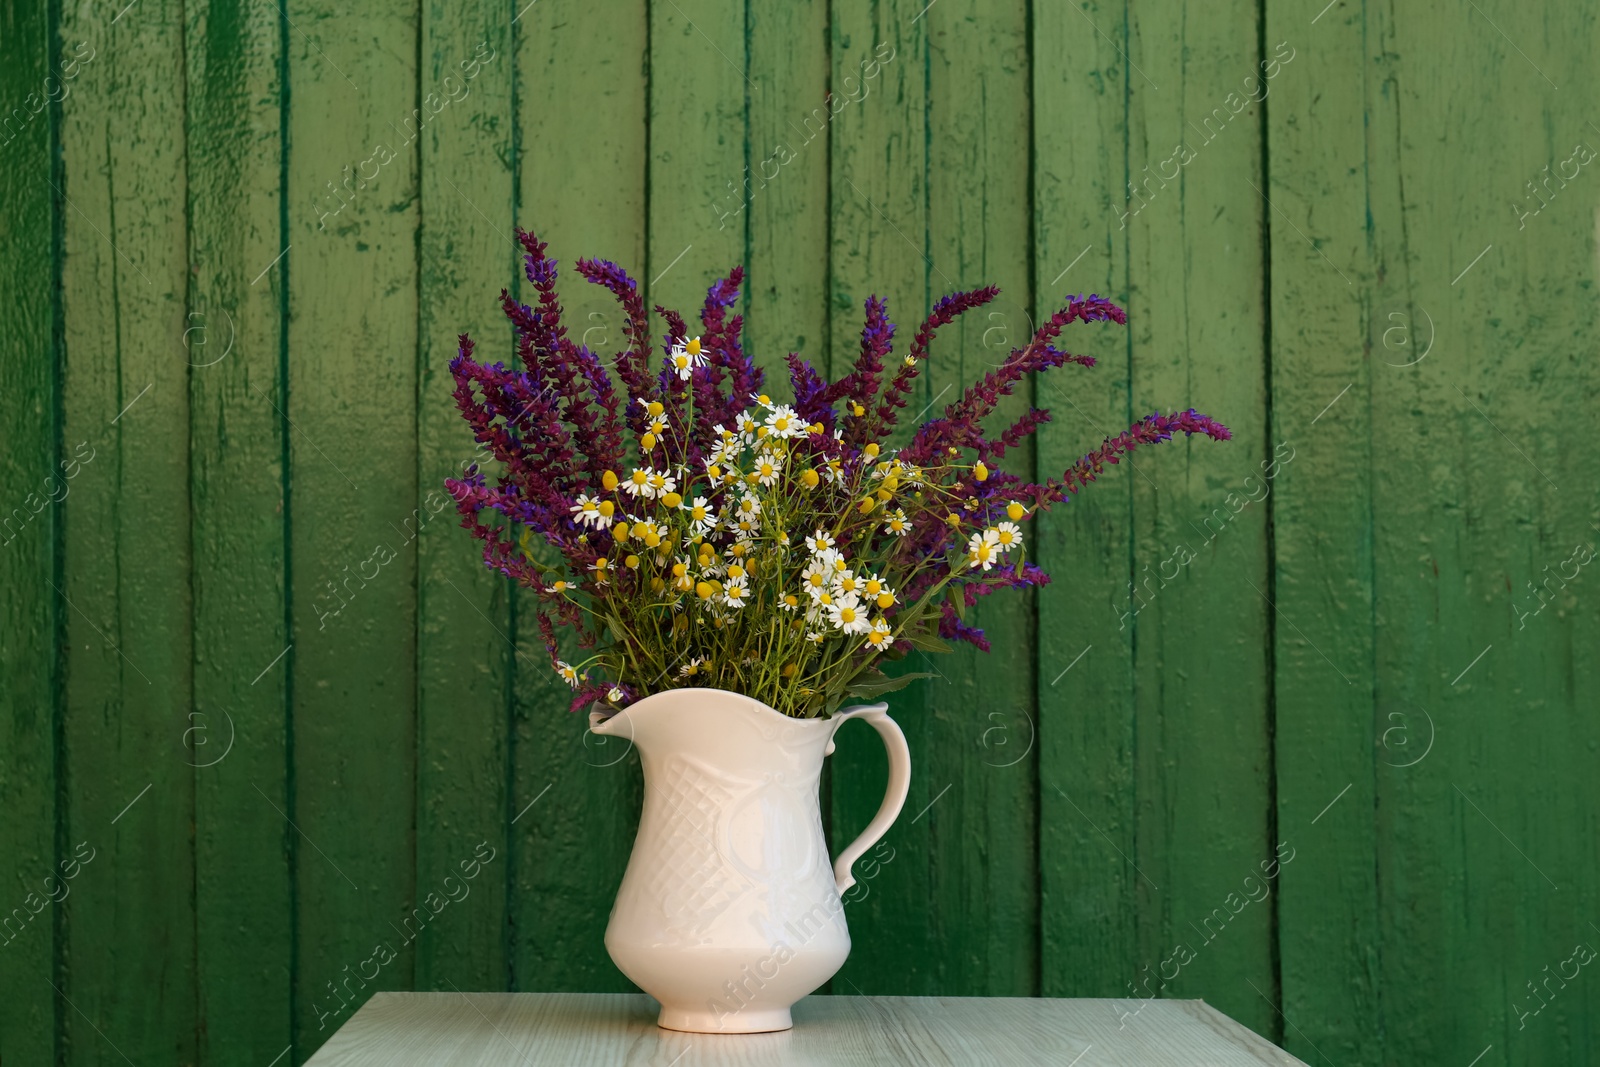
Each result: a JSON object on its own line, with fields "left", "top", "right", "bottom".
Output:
{"left": 446, "top": 229, "right": 1231, "bottom": 719}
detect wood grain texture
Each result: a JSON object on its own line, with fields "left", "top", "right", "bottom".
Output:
{"left": 913, "top": 0, "right": 1038, "bottom": 996}
{"left": 1358, "top": 4, "right": 1600, "bottom": 1066}
{"left": 304, "top": 991, "right": 1308, "bottom": 1066}
{"left": 1123, "top": 0, "right": 1275, "bottom": 1038}
{"left": 285, "top": 0, "right": 421, "bottom": 1052}
{"left": 414, "top": 0, "right": 514, "bottom": 997}
{"left": 1260, "top": 4, "right": 1379, "bottom": 1063}
{"left": 0, "top": 0, "right": 59, "bottom": 1060}
{"left": 744, "top": 0, "right": 829, "bottom": 383}
{"left": 510, "top": 0, "right": 648, "bottom": 993}
{"left": 8, "top": 5, "right": 1600, "bottom": 1064}
{"left": 183, "top": 0, "right": 295, "bottom": 1060}
{"left": 57, "top": 0, "right": 199, "bottom": 1062}
{"left": 1033, "top": 0, "right": 1144, "bottom": 1004}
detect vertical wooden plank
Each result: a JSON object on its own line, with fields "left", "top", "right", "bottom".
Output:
{"left": 744, "top": 0, "right": 829, "bottom": 380}
{"left": 1360, "top": 4, "right": 1600, "bottom": 1065}
{"left": 57, "top": 0, "right": 198, "bottom": 1062}
{"left": 415, "top": 0, "right": 514, "bottom": 994}
{"left": 1033, "top": 0, "right": 1141, "bottom": 1002}
{"left": 1122, "top": 0, "right": 1274, "bottom": 1035}
{"left": 286, "top": 0, "right": 420, "bottom": 1051}
{"left": 888, "top": 0, "right": 1037, "bottom": 996}
{"left": 184, "top": 0, "right": 294, "bottom": 1059}
{"left": 511, "top": 0, "right": 648, "bottom": 991}
{"left": 647, "top": 0, "right": 748, "bottom": 318}
{"left": 1262, "top": 2, "right": 1378, "bottom": 1062}
{"left": 826, "top": 0, "right": 935, "bottom": 992}
{"left": 0, "top": 0, "right": 59, "bottom": 1059}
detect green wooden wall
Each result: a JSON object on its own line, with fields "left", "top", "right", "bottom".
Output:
{"left": 2, "top": 1, "right": 1597, "bottom": 1063}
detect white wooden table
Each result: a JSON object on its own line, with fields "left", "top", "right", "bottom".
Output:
{"left": 305, "top": 991, "right": 1310, "bottom": 1065}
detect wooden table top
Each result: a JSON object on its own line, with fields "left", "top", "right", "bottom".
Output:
{"left": 305, "top": 991, "right": 1309, "bottom": 1065}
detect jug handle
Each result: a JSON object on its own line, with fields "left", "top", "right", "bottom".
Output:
{"left": 826, "top": 702, "right": 912, "bottom": 894}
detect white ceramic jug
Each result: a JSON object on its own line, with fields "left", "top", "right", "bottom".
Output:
{"left": 589, "top": 687, "right": 911, "bottom": 1033}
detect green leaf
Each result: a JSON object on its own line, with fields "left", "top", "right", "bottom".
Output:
{"left": 843, "top": 667, "right": 935, "bottom": 700}
{"left": 900, "top": 629, "right": 953, "bottom": 656}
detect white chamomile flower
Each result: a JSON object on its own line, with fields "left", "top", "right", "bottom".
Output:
{"left": 555, "top": 661, "right": 580, "bottom": 688}
{"left": 667, "top": 336, "right": 708, "bottom": 380}
{"left": 752, "top": 451, "right": 782, "bottom": 487}
{"left": 967, "top": 530, "right": 1001, "bottom": 571}
{"left": 805, "top": 529, "right": 835, "bottom": 554}
{"left": 736, "top": 493, "right": 762, "bottom": 519}
{"left": 779, "top": 593, "right": 801, "bottom": 613}
{"left": 833, "top": 569, "right": 861, "bottom": 598}
{"left": 826, "top": 594, "right": 870, "bottom": 635}
{"left": 863, "top": 617, "right": 893, "bottom": 650}
{"left": 806, "top": 630, "right": 825, "bottom": 643}
{"left": 764, "top": 405, "right": 803, "bottom": 438}
{"left": 883, "top": 509, "right": 911, "bottom": 537}
{"left": 862, "top": 574, "right": 896, "bottom": 609}
{"left": 801, "top": 558, "right": 831, "bottom": 599}
{"left": 570, "top": 493, "right": 605, "bottom": 527}
{"left": 607, "top": 687, "right": 624, "bottom": 703}
{"left": 679, "top": 656, "right": 705, "bottom": 678}
{"left": 722, "top": 575, "right": 750, "bottom": 608}
{"left": 646, "top": 415, "right": 669, "bottom": 438}
{"left": 624, "top": 467, "right": 654, "bottom": 499}
{"left": 587, "top": 557, "right": 611, "bottom": 585}
{"left": 735, "top": 412, "right": 761, "bottom": 443}
{"left": 684, "top": 496, "right": 717, "bottom": 536}
{"left": 647, "top": 469, "right": 676, "bottom": 498}
{"left": 992, "top": 521, "right": 1023, "bottom": 551}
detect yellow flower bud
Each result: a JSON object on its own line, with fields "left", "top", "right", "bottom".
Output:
{"left": 601, "top": 470, "right": 619, "bottom": 491}
{"left": 851, "top": 402, "right": 865, "bottom": 417}
{"left": 643, "top": 531, "right": 661, "bottom": 548}
{"left": 946, "top": 513, "right": 961, "bottom": 526}
{"left": 1007, "top": 501, "right": 1025, "bottom": 521}
{"left": 662, "top": 491, "right": 682, "bottom": 509}
{"left": 782, "top": 663, "right": 797, "bottom": 678}
{"left": 643, "top": 432, "right": 660, "bottom": 451}
{"left": 696, "top": 581, "right": 715, "bottom": 599}
{"left": 625, "top": 554, "right": 640, "bottom": 569}
{"left": 727, "top": 564, "right": 745, "bottom": 579}
{"left": 807, "top": 422, "right": 824, "bottom": 434}
{"left": 707, "top": 463, "right": 722, "bottom": 481}
{"left": 686, "top": 337, "right": 702, "bottom": 356}
{"left": 877, "top": 592, "right": 895, "bottom": 609}
{"left": 647, "top": 401, "right": 664, "bottom": 417}
{"left": 974, "top": 461, "right": 989, "bottom": 481}
{"left": 858, "top": 497, "right": 876, "bottom": 514}
{"left": 598, "top": 500, "right": 615, "bottom": 518}
{"left": 800, "top": 469, "right": 820, "bottom": 488}
{"left": 876, "top": 487, "right": 893, "bottom": 502}
{"left": 864, "top": 443, "right": 880, "bottom": 458}
{"left": 613, "top": 522, "right": 630, "bottom": 542}
{"left": 758, "top": 394, "right": 771, "bottom": 406}
{"left": 672, "top": 562, "right": 687, "bottom": 577}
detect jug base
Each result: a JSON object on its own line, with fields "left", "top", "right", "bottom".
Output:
{"left": 657, "top": 1004, "right": 794, "bottom": 1034}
